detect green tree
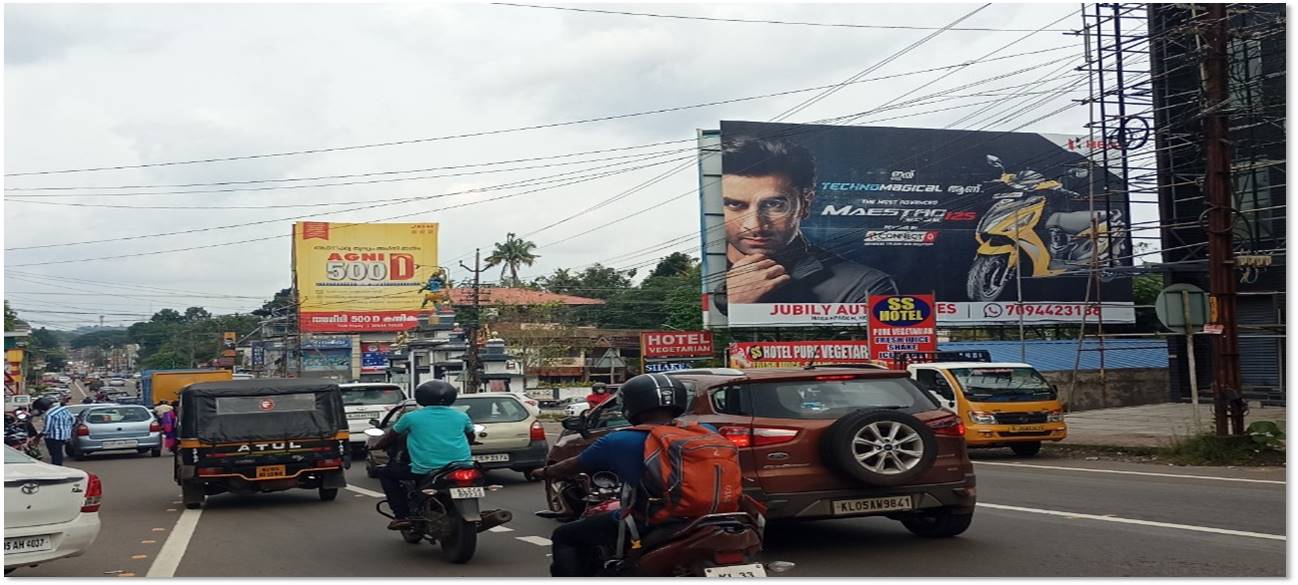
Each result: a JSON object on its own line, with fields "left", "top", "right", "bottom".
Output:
{"left": 183, "top": 307, "right": 212, "bottom": 323}
{"left": 253, "top": 287, "right": 294, "bottom": 317}
{"left": 649, "top": 252, "right": 694, "bottom": 279}
{"left": 3, "top": 301, "right": 17, "bottom": 331}
{"left": 484, "top": 233, "right": 540, "bottom": 286}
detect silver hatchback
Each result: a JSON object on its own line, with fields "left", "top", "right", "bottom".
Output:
{"left": 69, "top": 405, "right": 163, "bottom": 459}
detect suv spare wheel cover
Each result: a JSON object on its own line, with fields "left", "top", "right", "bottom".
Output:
{"left": 822, "top": 409, "right": 938, "bottom": 486}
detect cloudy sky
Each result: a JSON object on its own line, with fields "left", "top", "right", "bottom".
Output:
{"left": 4, "top": 2, "right": 1145, "bottom": 330}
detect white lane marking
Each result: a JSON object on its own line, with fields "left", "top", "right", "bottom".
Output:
{"left": 978, "top": 502, "right": 1286, "bottom": 541}
{"left": 488, "top": 525, "right": 515, "bottom": 533}
{"left": 145, "top": 509, "right": 202, "bottom": 577}
{"left": 345, "top": 486, "right": 385, "bottom": 498}
{"left": 516, "top": 535, "right": 552, "bottom": 546}
{"left": 976, "top": 461, "right": 1285, "bottom": 485}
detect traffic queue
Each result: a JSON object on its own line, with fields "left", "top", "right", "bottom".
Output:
{"left": 6, "top": 354, "right": 1066, "bottom": 577}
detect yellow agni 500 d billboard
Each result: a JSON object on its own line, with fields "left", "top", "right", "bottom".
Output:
{"left": 293, "top": 221, "right": 440, "bottom": 332}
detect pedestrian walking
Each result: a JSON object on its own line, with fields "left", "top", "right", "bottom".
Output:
{"left": 159, "top": 405, "right": 178, "bottom": 453}
{"left": 37, "top": 398, "right": 75, "bottom": 466}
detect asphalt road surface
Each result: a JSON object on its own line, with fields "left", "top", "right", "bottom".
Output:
{"left": 11, "top": 426, "right": 1284, "bottom": 578}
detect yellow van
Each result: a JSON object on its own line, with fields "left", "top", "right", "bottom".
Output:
{"left": 901, "top": 352, "right": 1065, "bottom": 457}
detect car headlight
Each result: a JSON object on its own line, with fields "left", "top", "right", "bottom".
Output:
{"left": 1047, "top": 410, "right": 1063, "bottom": 423}
{"left": 970, "top": 411, "right": 997, "bottom": 425}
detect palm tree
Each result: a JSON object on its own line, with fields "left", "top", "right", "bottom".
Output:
{"left": 484, "top": 233, "right": 540, "bottom": 286}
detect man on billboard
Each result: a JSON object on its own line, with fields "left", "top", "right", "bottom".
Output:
{"left": 714, "top": 135, "right": 897, "bottom": 313}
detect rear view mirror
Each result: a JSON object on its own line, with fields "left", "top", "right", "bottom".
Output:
{"left": 560, "top": 416, "right": 585, "bottom": 432}
{"left": 363, "top": 428, "right": 384, "bottom": 438}
{"left": 368, "top": 418, "right": 380, "bottom": 427}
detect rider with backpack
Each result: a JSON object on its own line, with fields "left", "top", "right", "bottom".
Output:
{"left": 530, "top": 373, "right": 744, "bottom": 577}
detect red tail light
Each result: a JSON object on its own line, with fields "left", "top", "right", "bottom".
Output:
{"left": 927, "top": 415, "right": 965, "bottom": 437}
{"left": 714, "top": 550, "right": 747, "bottom": 565}
{"left": 197, "top": 467, "right": 224, "bottom": 476}
{"left": 318, "top": 458, "right": 342, "bottom": 468}
{"left": 813, "top": 374, "right": 858, "bottom": 381}
{"left": 81, "top": 473, "right": 102, "bottom": 513}
{"left": 149, "top": 422, "right": 161, "bottom": 433}
{"left": 717, "top": 425, "right": 799, "bottom": 448}
{"left": 447, "top": 468, "right": 481, "bottom": 486}
{"left": 75, "top": 425, "right": 90, "bottom": 437}
{"left": 717, "top": 426, "right": 751, "bottom": 448}
{"left": 529, "top": 420, "right": 546, "bottom": 441}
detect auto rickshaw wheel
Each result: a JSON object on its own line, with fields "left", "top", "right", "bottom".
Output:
{"left": 318, "top": 487, "right": 339, "bottom": 502}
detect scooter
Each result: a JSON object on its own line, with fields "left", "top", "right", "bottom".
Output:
{"left": 5, "top": 411, "right": 44, "bottom": 461}
{"left": 536, "top": 471, "right": 794, "bottom": 577}
{"left": 366, "top": 427, "right": 513, "bottom": 564}
{"left": 966, "top": 155, "right": 1128, "bottom": 302}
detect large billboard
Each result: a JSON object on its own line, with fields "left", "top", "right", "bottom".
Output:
{"left": 293, "top": 221, "right": 440, "bottom": 332}
{"left": 699, "top": 121, "right": 1134, "bottom": 327}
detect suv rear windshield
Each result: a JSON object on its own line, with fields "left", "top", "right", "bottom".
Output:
{"left": 455, "top": 397, "right": 529, "bottom": 423}
{"left": 950, "top": 367, "right": 1056, "bottom": 402}
{"left": 341, "top": 386, "right": 404, "bottom": 406}
{"left": 747, "top": 377, "right": 935, "bottom": 420}
{"left": 84, "top": 407, "right": 152, "bottom": 424}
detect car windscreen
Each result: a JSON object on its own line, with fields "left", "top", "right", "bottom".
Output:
{"left": 949, "top": 367, "right": 1056, "bottom": 402}
{"left": 341, "top": 387, "right": 404, "bottom": 407}
{"left": 748, "top": 377, "right": 933, "bottom": 420}
{"left": 454, "top": 398, "right": 529, "bottom": 423}
{"left": 84, "top": 407, "right": 152, "bottom": 424}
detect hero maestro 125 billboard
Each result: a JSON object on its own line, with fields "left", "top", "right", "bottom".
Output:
{"left": 293, "top": 221, "right": 439, "bottom": 332}
{"left": 701, "top": 121, "right": 1134, "bottom": 327}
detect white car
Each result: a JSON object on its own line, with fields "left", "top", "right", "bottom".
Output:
{"left": 4, "top": 446, "right": 102, "bottom": 574}
{"left": 565, "top": 400, "right": 591, "bottom": 417}
{"left": 339, "top": 383, "right": 407, "bottom": 453}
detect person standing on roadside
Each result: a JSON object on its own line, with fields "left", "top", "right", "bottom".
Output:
{"left": 585, "top": 383, "right": 612, "bottom": 410}
{"left": 35, "top": 397, "right": 74, "bottom": 466}
{"left": 156, "top": 402, "right": 178, "bottom": 453}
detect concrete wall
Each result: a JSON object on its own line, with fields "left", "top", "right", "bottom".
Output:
{"left": 1044, "top": 368, "right": 1171, "bottom": 412}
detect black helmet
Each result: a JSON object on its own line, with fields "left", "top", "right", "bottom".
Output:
{"left": 619, "top": 374, "right": 688, "bottom": 424}
{"left": 32, "top": 396, "right": 58, "bottom": 414}
{"left": 414, "top": 380, "right": 458, "bottom": 407}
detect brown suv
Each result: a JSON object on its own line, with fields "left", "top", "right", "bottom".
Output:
{"left": 544, "top": 367, "right": 976, "bottom": 537}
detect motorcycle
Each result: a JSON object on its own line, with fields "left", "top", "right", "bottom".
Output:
{"left": 5, "top": 411, "right": 44, "bottom": 461}
{"left": 966, "top": 155, "right": 1128, "bottom": 302}
{"left": 536, "top": 471, "right": 794, "bottom": 577}
{"left": 365, "top": 427, "right": 513, "bottom": 564}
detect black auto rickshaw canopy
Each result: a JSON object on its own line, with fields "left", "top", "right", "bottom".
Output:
{"left": 178, "top": 379, "right": 346, "bottom": 444}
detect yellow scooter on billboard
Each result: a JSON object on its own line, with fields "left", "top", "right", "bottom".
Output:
{"left": 966, "top": 155, "right": 1127, "bottom": 302}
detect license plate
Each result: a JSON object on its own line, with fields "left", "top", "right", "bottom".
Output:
{"left": 472, "top": 453, "right": 509, "bottom": 463}
{"left": 346, "top": 412, "right": 375, "bottom": 420}
{"left": 256, "top": 465, "right": 287, "bottom": 479}
{"left": 831, "top": 495, "right": 913, "bottom": 515}
{"left": 705, "top": 563, "right": 766, "bottom": 578}
{"left": 4, "top": 535, "right": 53, "bottom": 555}
{"left": 1011, "top": 425, "right": 1046, "bottom": 432}
{"left": 449, "top": 487, "right": 485, "bottom": 499}
{"left": 102, "top": 440, "right": 137, "bottom": 449}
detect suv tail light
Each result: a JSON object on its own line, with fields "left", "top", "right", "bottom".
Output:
{"left": 927, "top": 415, "right": 965, "bottom": 437}
{"left": 149, "top": 422, "right": 161, "bottom": 433}
{"left": 529, "top": 420, "right": 546, "bottom": 441}
{"left": 717, "top": 425, "right": 799, "bottom": 448}
{"left": 81, "top": 473, "right": 102, "bottom": 513}
{"left": 75, "top": 424, "right": 90, "bottom": 437}
{"left": 813, "top": 374, "right": 858, "bottom": 381}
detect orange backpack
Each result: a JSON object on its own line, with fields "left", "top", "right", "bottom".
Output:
{"left": 630, "top": 420, "right": 743, "bottom": 525}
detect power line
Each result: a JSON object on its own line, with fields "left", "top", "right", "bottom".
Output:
{"left": 3, "top": 45, "right": 1078, "bottom": 179}
{"left": 490, "top": 3, "right": 1075, "bottom": 32}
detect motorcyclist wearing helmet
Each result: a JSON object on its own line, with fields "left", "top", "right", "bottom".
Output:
{"left": 372, "top": 380, "right": 475, "bottom": 531}
{"left": 530, "top": 373, "right": 717, "bottom": 577}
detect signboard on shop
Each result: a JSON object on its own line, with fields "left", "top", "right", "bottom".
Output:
{"left": 644, "top": 361, "right": 691, "bottom": 373}
{"left": 641, "top": 331, "right": 714, "bottom": 358}
{"left": 727, "top": 341, "right": 873, "bottom": 369}
{"left": 868, "top": 294, "right": 938, "bottom": 367}
{"left": 361, "top": 342, "right": 391, "bottom": 374}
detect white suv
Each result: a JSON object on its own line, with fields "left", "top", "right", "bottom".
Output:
{"left": 339, "top": 383, "right": 407, "bottom": 454}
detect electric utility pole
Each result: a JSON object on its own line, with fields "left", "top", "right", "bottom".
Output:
{"left": 459, "top": 249, "right": 487, "bottom": 394}
{"left": 1201, "top": 4, "right": 1246, "bottom": 435}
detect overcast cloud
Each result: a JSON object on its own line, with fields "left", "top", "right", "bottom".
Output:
{"left": 4, "top": 2, "right": 1142, "bottom": 330}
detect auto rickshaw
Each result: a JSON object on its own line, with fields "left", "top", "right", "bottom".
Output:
{"left": 174, "top": 379, "right": 349, "bottom": 509}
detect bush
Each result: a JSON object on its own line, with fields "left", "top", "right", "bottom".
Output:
{"left": 1159, "top": 430, "right": 1285, "bottom": 466}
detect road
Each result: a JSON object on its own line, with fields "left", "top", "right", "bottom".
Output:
{"left": 12, "top": 415, "right": 1285, "bottom": 578}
